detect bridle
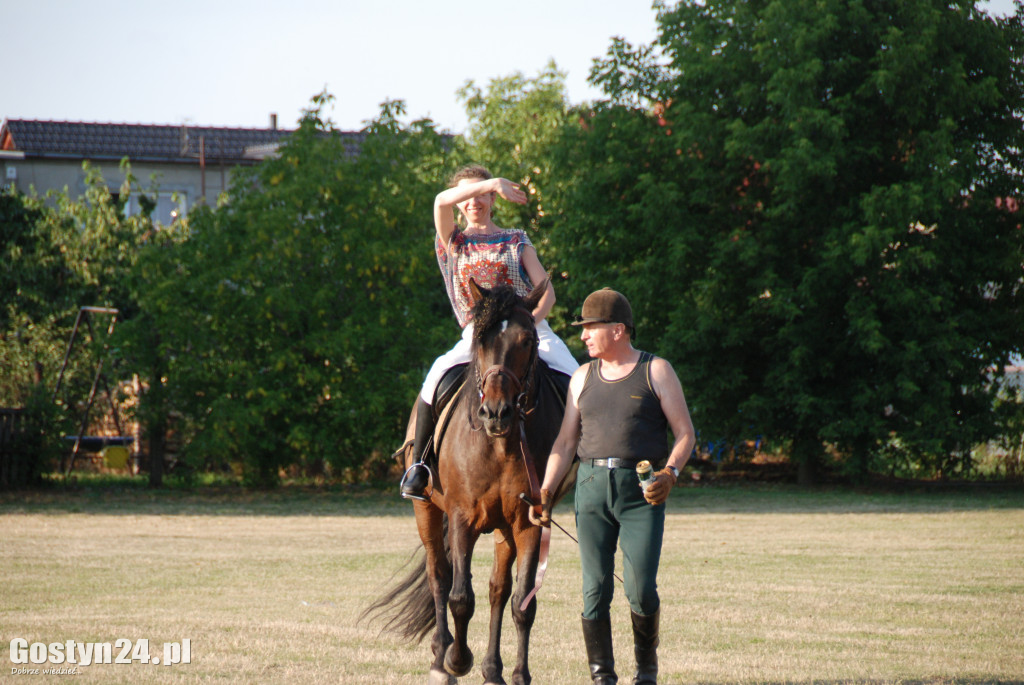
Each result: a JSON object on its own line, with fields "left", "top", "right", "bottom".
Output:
{"left": 469, "top": 308, "right": 540, "bottom": 431}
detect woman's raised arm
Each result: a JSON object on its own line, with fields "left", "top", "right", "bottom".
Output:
{"left": 433, "top": 177, "right": 527, "bottom": 247}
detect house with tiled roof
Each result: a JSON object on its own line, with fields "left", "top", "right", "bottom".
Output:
{"left": 0, "top": 116, "right": 360, "bottom": 224}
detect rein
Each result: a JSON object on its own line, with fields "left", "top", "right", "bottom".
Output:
{"left": 516, "top": 420, "right": 550, "bottom": 612}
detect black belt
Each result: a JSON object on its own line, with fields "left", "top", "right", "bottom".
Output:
{"left": 588, "top": 458, "right": 642, "bottom": 469}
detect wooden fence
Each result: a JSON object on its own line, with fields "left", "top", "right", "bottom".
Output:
{"left": 0, "top": 407, "right": 28, "bottom": 489}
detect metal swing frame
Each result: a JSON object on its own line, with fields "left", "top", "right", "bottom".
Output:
{"left": 53, "top": 306, "right": 131, "bottom": 476}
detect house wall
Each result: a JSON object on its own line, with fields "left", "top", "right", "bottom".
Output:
{"left": 1003, "top": 367, "right": 1024, "bottom": 396}
{"left": 1, "top": 155, "right": 249, "bottom": 224}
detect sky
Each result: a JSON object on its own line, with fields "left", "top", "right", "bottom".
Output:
{"left": 2, "top": 0, "right": 661, "bottom": 134}
{"left": 3, "top": 0, "right": 1018, "bottom": 136}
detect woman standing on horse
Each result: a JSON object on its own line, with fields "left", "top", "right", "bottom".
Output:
{"left": 401, "top": 164, "right": 579, "bottom": 499}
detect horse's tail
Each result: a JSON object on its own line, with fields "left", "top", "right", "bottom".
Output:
{"left": 360, "top": 514, "right": 449, "bottom": 644}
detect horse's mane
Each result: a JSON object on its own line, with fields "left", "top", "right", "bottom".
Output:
{"left": 470, "top": 285, "right": 529, "bottom": 345}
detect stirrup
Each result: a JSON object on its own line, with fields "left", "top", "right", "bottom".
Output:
{"left": 400, "top": 462, "right": 432, "bottom": 501}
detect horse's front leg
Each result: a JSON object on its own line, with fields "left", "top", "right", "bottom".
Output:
{"left": 445, "top": 512, "right": 480, "bottom": 678}
{"left": 414, "top": 502, "right": 456, "bottom": 684}
{"left": 509, "top": 521, "right": 543, "bottom": 685}
{"left": 481, "top": 530, "right": 516, "bottom": 685}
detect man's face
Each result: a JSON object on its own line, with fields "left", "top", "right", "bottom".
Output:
{"left": 580, "top": 322, "right": 621, "bottom": 358}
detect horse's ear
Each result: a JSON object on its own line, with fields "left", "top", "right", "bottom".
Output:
{"left": 524, "top": 277, "right": 550, "bottom": 312}
{"left": 468, "top": 278, "right": 488, "bottom": 305}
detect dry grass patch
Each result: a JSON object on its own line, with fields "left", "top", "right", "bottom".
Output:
{"left": 1, "top": 484, "right": 1022, "bottom": 684}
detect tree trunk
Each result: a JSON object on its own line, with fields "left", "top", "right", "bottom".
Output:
{"left": 797, "top": 458, "right": 815, "bottom": 487}
{"left": 793, "top": 436, "right": 819, "bottom": 487}
{"left": 148, "top": 419, "right": 165, "bottom": 488}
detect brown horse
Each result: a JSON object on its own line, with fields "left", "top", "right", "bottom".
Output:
{"left": 365, "top": 280, "right": 574, "bottom": 685}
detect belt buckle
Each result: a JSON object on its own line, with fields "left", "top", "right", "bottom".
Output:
{"left": 605, "top": 458, "right": 622, "bottom": 469}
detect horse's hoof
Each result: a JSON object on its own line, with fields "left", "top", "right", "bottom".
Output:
{"left": 429, "top": 667, "right": 457, "bottom": 684}
{"left": 443, "top": 643, "right": 474, "bottom": 678}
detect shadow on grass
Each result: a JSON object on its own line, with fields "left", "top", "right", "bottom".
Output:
{"left": 1, "top": 475, "right": 1022, "bottom": 517}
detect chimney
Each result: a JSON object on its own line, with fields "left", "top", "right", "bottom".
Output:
{"left": 269, "top": 113, "right": 278, "bottom": 130}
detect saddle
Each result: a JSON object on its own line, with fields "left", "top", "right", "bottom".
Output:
{"left": 432, "top": 363, "right": 469, "bottom": 422}
{"left": 394, "top": 360, "right": 571, "bottom": 472}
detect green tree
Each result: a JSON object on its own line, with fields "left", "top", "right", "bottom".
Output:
{"left": 458, "top": 61, "right": 571, "bottom": 235}
{"left": 2, "top": 165, "right": 154, "bottom": 478}
{"left": 552, "top": 0, "right": 1024, "bottom": 482}
{"left": 546, "top": 98, "right": 691, "bottom": 356}
{"left": 118, "top": 95, "right": 456, "bottom": 487}
{"left": 0, "top": 189, "right": 52, "bottom": 404}
{"left": 457, "top": 63, "right": 594, "bottom": 350}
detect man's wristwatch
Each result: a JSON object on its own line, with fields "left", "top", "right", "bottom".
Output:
{"left": 666, "top": 465, "right": 679, "bottom": 479}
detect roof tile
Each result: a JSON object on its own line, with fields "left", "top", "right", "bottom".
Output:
{"left": 0, "top": 119, "right": 331, "bottom": 163}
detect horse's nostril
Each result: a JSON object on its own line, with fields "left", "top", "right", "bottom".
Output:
{"left": 477, "top": 405, "right": 488, "bottom": 419}
{"left": 499, "top": 406, "right": 512, "bottom": 421}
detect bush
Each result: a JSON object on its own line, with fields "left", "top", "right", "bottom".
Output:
{"left": 1, "top": 385, "right": 65, "bottom": 489}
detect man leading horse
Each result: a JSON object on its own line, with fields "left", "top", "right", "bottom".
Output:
{"left": 532, "top": 288, "right": 696, "bottom": 685}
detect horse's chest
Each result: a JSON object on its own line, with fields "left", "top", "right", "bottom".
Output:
{"left": 445, "top": 462, "right": 526, "bottom": 529}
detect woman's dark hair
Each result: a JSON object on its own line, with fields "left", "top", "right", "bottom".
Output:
{"left": 448, "top": 164, "right": 492, "bottom": 187}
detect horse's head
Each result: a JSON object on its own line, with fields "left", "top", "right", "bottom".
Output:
{"left": 467, "top": 278, "right": 548, "bottom": 438}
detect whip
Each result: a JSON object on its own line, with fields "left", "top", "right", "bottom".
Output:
{"left": 519, "top": 493, "right": 623, "bottom": 584}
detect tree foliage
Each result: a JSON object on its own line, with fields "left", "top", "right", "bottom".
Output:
{"left": 1, "top": 166, "right": 153, "bottom": 476}
{"left": 6, "top": 2, "right": 1024, "bottom": 486}
{"left": 455, "top": 63, "right": 589, "bottom": 349}
{"left": 117, "top": 95, "right": 457, "bottom": 486}
{"left": 458, "top": 61, "right": 571, "bottom": 236}
{"left": 550, "top": 0, "right": 1024, "bottom": 481}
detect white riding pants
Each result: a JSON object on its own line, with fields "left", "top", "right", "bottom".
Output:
{"left": 419, "top": 320, "right": 579, "bottom": 404}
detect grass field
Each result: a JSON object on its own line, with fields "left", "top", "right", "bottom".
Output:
{"left": 1, "top": 482, "right": 1022, "bottom": 684}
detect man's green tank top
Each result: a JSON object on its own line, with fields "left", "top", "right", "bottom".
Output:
{"left": 577, "top": 351, "right": 669, "bottom": 464}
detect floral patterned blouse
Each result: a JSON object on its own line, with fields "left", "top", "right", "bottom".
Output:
{"left": 436, "top": 228, "right": 535, "bottom": 327}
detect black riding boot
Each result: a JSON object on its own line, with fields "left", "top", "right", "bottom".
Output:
{"left": 400, "top": 398, "right": 435, "bottom": 500}
{"left": 630, "top": 609, "right": 660, "bottom": 684}
{"left": 581, "top": 616, "right": 617, "bottom": 684}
